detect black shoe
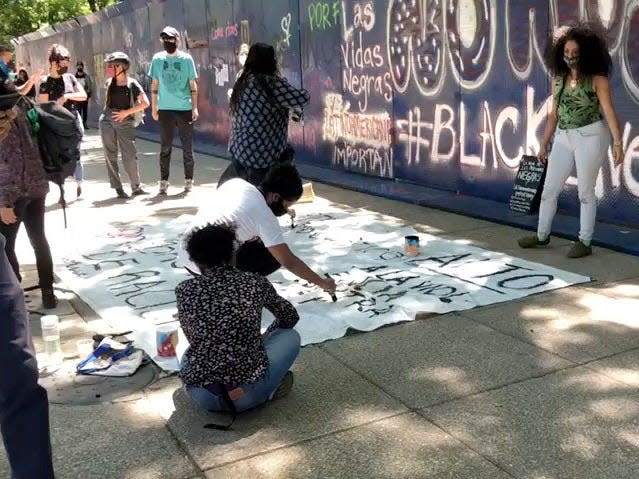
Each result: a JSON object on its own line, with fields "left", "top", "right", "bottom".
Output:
{"left": 41, "top": 288, "right": 58, "bottom": 309}
{"left": 76, "top": 184, "right": 82, "bottom": 198}
{"left": 131, "top": 186, "right": 148, "bottom": 196}
{"left": 115, "top": 188, "right": 129, "bottom": 199}
{"left": 271, "top": 371, "right": 294, "bottom": 400}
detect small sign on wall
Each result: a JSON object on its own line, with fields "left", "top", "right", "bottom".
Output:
{"left": 509, "top": 155, "right": 547, "bottom": 214}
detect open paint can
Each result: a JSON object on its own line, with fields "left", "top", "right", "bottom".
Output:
{"left": 404, "top": 235, "right": 420, "bottom": 256}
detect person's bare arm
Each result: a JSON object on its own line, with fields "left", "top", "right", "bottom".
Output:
{"left": 189, "top": 79, "right": 198, "bottom": 121}
{"left": 151, "top": 78, "right": 159, "bottom": 121}
{"left": 594, "top": 74, "right": 624, "bottom": 165}
{"left": 267, "top": 243, "right": 335, "bottom": 292}
{"left": 539, "top": 80, "right": 559, "bottom": 164}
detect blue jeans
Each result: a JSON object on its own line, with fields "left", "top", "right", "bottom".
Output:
{"left": 184, "top": 328, "right": 301, "bottom": 412}
{"left": 0, "top": 234, "right": 55, "bottom": 479}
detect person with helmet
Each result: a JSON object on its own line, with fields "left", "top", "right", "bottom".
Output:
{"left": 100, "top": 51, "right": 150, "bottom": 198}
{"left": 39, "top": 44, "right": 87, "bottom": 199}
{"left": 148, "top": 26, "right": 199, "bottom": 195}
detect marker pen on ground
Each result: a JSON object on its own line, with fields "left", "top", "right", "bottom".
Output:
{"left": 324, "top": 273, "right": 337, "bottom": 302}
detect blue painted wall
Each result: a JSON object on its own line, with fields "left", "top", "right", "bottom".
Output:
{"left": 14, "top": 0, "right": 639, "bottom": 229}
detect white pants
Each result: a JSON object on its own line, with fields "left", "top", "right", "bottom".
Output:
{"left": 537, "top": 120, "right": 610, "bottom": 242}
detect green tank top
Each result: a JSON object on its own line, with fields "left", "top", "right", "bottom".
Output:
{"left": 555, "top": 76, "right": 602, "bottom": 129}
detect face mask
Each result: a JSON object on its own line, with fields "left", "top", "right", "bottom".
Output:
{"left": 268, "top": 196, "right": 288, "bottom": 217}
{"left": 57, "top": 65, "right": 68, "bottom": 75}
{"left": 163, "top": 40, "right": 177, "bottom": 54}
{"left": 564, "top": 55, "right": 579, "bottom": 68}
{"left": 77, "top": 67, "right": 83, "bottom": 73}
{"left": 8, "top": 72, "right": 17, "bottom": 81}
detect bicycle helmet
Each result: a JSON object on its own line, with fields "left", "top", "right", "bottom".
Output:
{"left": 104, "top": 51, "right": 130, "bottom": 69}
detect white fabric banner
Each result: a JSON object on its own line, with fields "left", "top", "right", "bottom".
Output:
{"left": 52, "top": 198, "right": 590, "bottom": 371}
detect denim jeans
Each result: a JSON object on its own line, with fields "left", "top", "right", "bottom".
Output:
{"left": 538, "top": 120, "right": 609, "bottom": 242}
{"left": 184, "top": 328, "right": 301, "bottom": 412}
{"left": 0, "top": 234, "right": 55, "bottom": 479}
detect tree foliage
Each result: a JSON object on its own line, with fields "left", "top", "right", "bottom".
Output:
{"left": 0, "top": 0, "right": 118, "bottom": 45}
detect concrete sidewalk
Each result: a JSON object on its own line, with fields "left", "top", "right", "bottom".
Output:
{"left": 2, "top": 131, "right": 639, "bottom": 478}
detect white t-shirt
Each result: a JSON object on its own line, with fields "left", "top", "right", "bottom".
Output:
{"left": 178, "top": 178, "right": 285, "bottom": 273}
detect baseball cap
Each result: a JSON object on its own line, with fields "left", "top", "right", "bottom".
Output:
{"left": 160, "top": 26, "right": 180, "bottom": 39}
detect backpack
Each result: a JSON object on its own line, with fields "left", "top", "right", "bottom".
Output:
{"left": 25, "top": 98, "right": 82, "bottom": 226}
{"left": 104, "top": 76, "right": 145, "bottom": 127}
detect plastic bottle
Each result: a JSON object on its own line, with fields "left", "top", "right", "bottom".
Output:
{"left": 40, "top": 315, "right": 63, "bottom": 367}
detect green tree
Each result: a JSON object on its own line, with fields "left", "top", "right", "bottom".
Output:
{"left": 0, "top": 0, "right": 117, "bottom": 45}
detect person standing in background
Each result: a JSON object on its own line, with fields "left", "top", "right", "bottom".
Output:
{"left": 14, "top": 69, "right": 36, "bottom": 98}
{"left": 149, "top": 26, "right": 199, "bottom": 196}
{"left": 39, "top": 44, "right": 87, "bottom": 199}
{"left": 74, "top": 61, "right": 93, "bottom": 129}
{"left": 100, "top": 51, "right": 150, "bottom": 199}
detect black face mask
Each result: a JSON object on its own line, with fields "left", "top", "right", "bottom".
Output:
{"left": 77, "top": 67, "right": 83, "bottom": 73}
{"left": 57, "top": 66, "right": 68, "bottom": 75}
{"left": 268, "top": 196, "right": 288, "bottom": 217}
{"left": 163, "top": 40, "right": 177, "bottom": 54}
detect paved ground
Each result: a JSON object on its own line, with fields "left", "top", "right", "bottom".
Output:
{"left": 2, "top": 130, "right": 639, "bottom": 478}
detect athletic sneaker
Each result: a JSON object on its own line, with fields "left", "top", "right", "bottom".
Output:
{"left": 158, "top": 180, "right": 169, "bottom": 195}
{"left": 567, "top": 241, "right": 592, "bottom": 258}
{"left": 518, "top": 235, "right": 550, "bottom": 248}
{"left": 115, "top": 188, "right": 129, "bottom": 199}
{"left": 184, "top": 178, "right": 194, "bottom": 193}
{"left": 131, "top": 185, "right": 148, "bottom": 196}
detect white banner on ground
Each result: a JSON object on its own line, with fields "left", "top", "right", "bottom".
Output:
{"left": 53, "top": 198, "right": 590, "bottom": 371}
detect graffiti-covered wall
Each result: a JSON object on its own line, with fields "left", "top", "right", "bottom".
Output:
{"left": 14, "top": 0, "right": 639, "bottom": 229}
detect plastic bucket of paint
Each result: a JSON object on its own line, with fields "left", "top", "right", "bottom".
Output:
{"left": 404, "top": 235, "right": 420, "bottom": 256}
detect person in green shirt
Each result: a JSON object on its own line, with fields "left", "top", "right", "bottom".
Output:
{"left": 518, "top": 23, "right": 624, "bottom": 258}
{"left": 149, "top": 26, "right": 199, "bottom": 195}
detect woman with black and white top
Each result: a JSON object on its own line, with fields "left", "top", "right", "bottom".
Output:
{"left": 100, "top": 52, "right": 150, "bottom": 198}
{"left": 39, "top": 44, "right": 87, "bottom": 199}
{"left": 176, "top": 221, "right": 301, "bottom": 414}
{"left": 219, "top": 42, "right": 310, "bottom": 186}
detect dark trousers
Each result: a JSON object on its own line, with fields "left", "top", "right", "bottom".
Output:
{"left": 158, "top": 110, "right": 194, "bottom": 181}
{"left": 236, "top": 239, "right": 281, "bottom": 276}
{"left": 217, "top": 161, "right": 269, "bottom": 189}
{"left": 0, "top": 197, "right": 54, "bottom": 289}
{"left": 0, "top": 234, "right": 55, "bottom": 479}
{"left": 78, "top": 100, "right": 88, "bottom": 127}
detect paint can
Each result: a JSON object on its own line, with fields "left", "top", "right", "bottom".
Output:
{"left": 404, "top": 235, "right": 420, "bottom": 256}
{"left": 156, "top": 324, "right": 179, "bottom": 357}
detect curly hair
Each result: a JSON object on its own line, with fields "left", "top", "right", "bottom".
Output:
{"left": 543, "top": 22, "right": 612, "bottom": 78}
{"left": 185, "top": 221, "right": 237, "bottom": 270}
{"left": 229, "top": 43, "right": 278, "bottom": 115}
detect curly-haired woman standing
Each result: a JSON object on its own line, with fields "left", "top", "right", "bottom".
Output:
{"left": 518, "top": 23, "right": 623, "bottom": 258}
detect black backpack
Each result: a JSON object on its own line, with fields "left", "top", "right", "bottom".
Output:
{"left": 26, "top": 99, "right": 82, "bottom": 226}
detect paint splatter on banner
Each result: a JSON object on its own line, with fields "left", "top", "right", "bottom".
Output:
{"left": 53, "top": 198, "right": 590, "bottom": 370}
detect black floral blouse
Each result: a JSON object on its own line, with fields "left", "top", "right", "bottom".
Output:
{"left": 176, "top": 265, "right": 299, "bottom": 387}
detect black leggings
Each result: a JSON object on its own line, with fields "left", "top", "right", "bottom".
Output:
{"left": 0, "top": 196, "right": 54, "bottom": 289}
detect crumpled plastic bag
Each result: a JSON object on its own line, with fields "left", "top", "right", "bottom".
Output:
{"left": 76, "top": 337, "right": 144, "bottom": 377}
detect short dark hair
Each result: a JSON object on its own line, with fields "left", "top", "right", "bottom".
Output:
{"left": 0, "top": 45, "right": 13, "bottom": 54}
{"left": 48, "top": 44, "right": 70, "bottom": 63}
{"left": 260, "top": 164, "right": 303, "bottom": 201}
{"left": 185, "top": 222, "right": 237, "bottom": 269}
{"left": 544, "top": 22, "right": 612, "bottom": 78}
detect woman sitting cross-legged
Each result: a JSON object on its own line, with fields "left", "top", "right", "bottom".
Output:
{"left": 176, "top": 221, "right": 301, "bottom": 415}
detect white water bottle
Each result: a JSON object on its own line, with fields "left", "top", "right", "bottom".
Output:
{"left": 40, "top": 315, "right": 62, "bottom": 367}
